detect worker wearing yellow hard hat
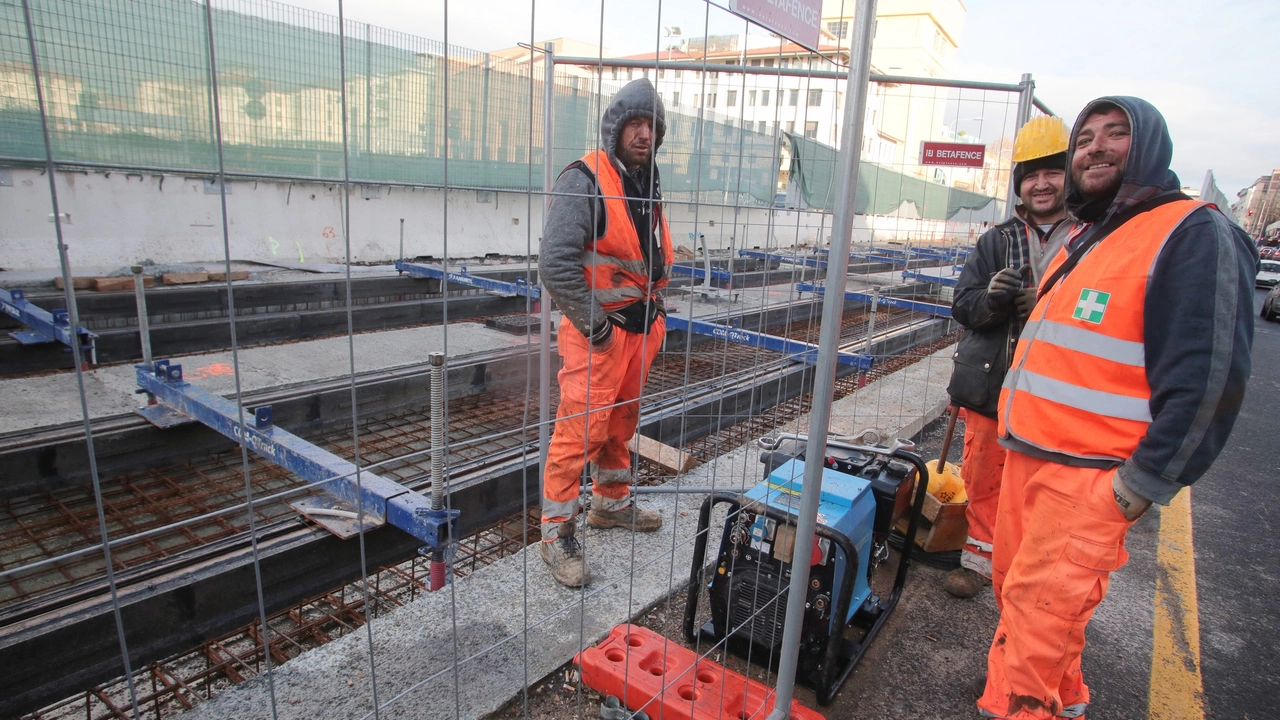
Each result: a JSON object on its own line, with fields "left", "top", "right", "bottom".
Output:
{"left": 942, "top": 115, "right": 1069, "bottom": 599}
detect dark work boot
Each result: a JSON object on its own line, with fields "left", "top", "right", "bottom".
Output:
{"left": 943, "top": 567, "right": 991, "bottom": 598}
{"left": 540, "top": 521, "right": 591, "bottom": 588}
{"left": 587, "top": 502, "right": 662, "bottom": 532}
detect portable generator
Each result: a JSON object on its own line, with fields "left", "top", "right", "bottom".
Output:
{"left": 682, "top": 434, "right": 930, "bottom": 705}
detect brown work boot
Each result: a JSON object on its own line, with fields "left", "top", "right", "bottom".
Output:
{"left": 943, "top": 567, "right": 991, "bottom": 598}
{"left": 587, "top": 502, "right": 662, "bottom": 532}
{"left": 540, "top": 522, "right": 591, "bottom": 588}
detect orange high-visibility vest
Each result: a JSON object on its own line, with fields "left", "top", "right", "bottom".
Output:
{"left": 575, "top": 149, "right": 673, "bottom": 311}
{"left": 998, "top": 199, "right": 1208, "bottom": 464}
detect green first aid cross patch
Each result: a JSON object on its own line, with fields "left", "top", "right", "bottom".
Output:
{"left": 1073, "top": 288, "right": 1110, "bottom": 324}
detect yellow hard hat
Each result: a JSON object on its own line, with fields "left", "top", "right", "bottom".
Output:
{"left": 1011, "top": 115, "right": 1070, "bottom": 163}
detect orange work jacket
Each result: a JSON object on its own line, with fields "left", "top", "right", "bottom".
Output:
{"left": 576, "top": 149, "right": 673, "bottom": 311}
{"left": 998, "top": 199, "right": 1208, "bottom": 464}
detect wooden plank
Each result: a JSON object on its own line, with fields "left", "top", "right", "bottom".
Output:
{"left": 162, "top": 272, "right": 210, "bottom": 286}
{"left": 628, "top": 433, "right": 697, "bottom": 474}
{"left": 54, "top": 276, "right": 97, "bottom": 290}
{"left": 207, "top": 270, "right": 250, "bottom": 282}
{"left": 92, "top": 277, "right": 134, "bottom": 292}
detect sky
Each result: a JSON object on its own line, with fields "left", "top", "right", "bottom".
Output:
{"left": 283, "top": 0, "right": 1279, "bottom": 198}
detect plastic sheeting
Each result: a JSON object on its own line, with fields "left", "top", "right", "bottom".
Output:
{"left": 784, "top": 131, "right": 1004, "bottom": 220}
{"left": 0, "top": 0, "right": 777, "bottom": 204}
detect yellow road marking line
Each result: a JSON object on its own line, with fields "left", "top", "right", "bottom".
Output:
{"left": 1149, "top": 488, "right": 1205, "bottom": 719}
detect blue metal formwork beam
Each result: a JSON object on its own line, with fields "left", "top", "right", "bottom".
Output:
{"left": 670, "top": 264, "right": 734, "bottom": 282}
{"left": 902, "top": 269, "right": 960, "bottom": 287}
{"left": 665, "top": 314, "right": 872, "bottom": 371}
{"left": 0, "top": 288, "right": 98, "bottom": 364}
{"left": 795, "top": 282, "right": 952, "bottom": 318}
{"left": 848, "top": 253, "right": 907, "bottom": 265}
{"left": 737, "top": 249, "right": 829, "bottom": 270}
{"left": 395, "top": 260, "right": 540, "bottom": 300}
{"left": 135, "top": 360, "right": 457, "bottom": 549}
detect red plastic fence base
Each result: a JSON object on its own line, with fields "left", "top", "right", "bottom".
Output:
{"left": 575, "top": 624, "right": 825, "bottom": 720}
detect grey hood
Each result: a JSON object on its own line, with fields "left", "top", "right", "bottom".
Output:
{"left": 1065, "top": 96, "right": 1183, "bottom": 223}
{"left": 600, "top": 78, "right": 666, "bottom": 166}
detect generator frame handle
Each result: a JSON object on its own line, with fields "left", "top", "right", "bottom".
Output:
{"left": 680, "top": 449, "right": 931, "bottom": 705}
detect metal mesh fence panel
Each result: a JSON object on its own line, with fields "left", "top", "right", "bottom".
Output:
{"left": 0, "top": 0, "right": 777, "bottom": 203}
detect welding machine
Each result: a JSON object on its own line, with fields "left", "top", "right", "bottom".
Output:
{"left": 682, "top": 434, "right": 930, "bottom": 705}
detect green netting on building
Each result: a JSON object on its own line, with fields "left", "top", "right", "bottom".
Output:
{"left": 785, "top": 132, "right": 1002, "bottom": 220}
{"left": 0, "top": 0, "right": 777, "bottom": 203}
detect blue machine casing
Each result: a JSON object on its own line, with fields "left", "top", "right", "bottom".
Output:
{"left": 743, "top": 458, "right": 877, "bottom": 624}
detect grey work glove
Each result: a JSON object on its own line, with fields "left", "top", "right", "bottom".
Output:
{"left": 589, "top": 320, "right": 615, "bottom": 352}
{"left": 1112, "top": 472, "right": 1152, "bottom": 522}
{"left": 985, "top": 265, "right": 1026, "bottom": 309}
{"left": 1015, "top": 287, "right": 1037, "bottom": 320}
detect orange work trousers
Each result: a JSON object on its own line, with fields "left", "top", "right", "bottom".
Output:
{"left": 960, "top": 410, "right": 1004, "bottom": 578}
{"left": 541, "top": 316, "right": 665, "bottom": 539}
{"left": 978, "top": 450, "right": 1134, "bottom": 719}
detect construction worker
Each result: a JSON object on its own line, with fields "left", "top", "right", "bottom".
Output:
{"left": 944, "top": 116, "right": 1070, "bottom": 599}
{"left": 978, "top": 97, "right": 1256, "bottom": 719}
{"left": 537, "top": 79, "right": 673, "bottom": 588}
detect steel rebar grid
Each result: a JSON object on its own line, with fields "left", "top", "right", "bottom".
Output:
{"left": 0, "top": 302, "right": 920, "bottom": 610}
{"left": 17, "top": 320, "right": 958, "bottom": 720}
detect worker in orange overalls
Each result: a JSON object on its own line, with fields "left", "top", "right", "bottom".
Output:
{"left": 978, "top": 96, "right": 1256, "bottom": 718}
{"left": 945, "top": 117, "right": 1070, "bottom": 598}
{"left": 536, "top": 79, "right": 673, "bottom": 588}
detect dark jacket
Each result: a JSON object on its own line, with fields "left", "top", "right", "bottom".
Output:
{"left": 539, "top": 79, "right": 667, "bottom": 337}
{"left": 948, "top": 214, "right": 1045, "bottom": 417}
{"left": 1000, "top": 96, "right": 1257, "bottom": 505}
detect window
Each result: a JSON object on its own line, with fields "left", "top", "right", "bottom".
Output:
{"left": 777, "top": 90, "right": 784, "bottom": 106}
{"left": 658, "top": 69, "right": 665, "bottom": 79}
{"left": 693, "top": 94, "right": 699, "bottom": 107}
{"left": 611, "top": 67, "right": 618, "bottom": 80}
{"left": 750, "top": 58, "right": 761, "bottom": 66}
{"left": 758, "top": 121, "right": 767, "bottom": 133}
{"left": 827, "top": 21, "right": 849, "bottom": 38}
{"left": 807, "top": 89, "right": 823, "bottom": 106}
{"left": 726, "top": 89, "right": 738, "bottom": 107}
{"left": 764, "top": 58, "right": 774, "bottom": 68}
{"left": 760, "top": 89, "right": 770, "bottom": 106}
{"left": 672, "top": 91, "right": 680, "bottom": 107}
{"left": 778, "top": 59, "right": 788, "bottom": 68}
{"left": 934, "top": 29, "right": 947, "bottom": 55}
{"left": 748, "top": 90, "right": 757, "bottom": 105}
{"left": 772, "top": 121, "right": 779, "bottom": 135}
{"left": 786, "top": 120, "right": 795, "bottom": 133}
{"left": 707, "top": 93, "right": 717, "bottom": 109}
{"left": 789, "top": 89, "right": 799, "bottom": 106}
{"left": 804, "top": 121, "right": 818, "bottom": 139}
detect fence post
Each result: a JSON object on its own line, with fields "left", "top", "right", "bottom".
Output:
{"left": 767, "top": 0, "right": 877, "bottom": 716}
{"left": 538, "top": 44, "right": 555, "bottom": 498}
{"left": 1004, "top": 73, "right": 1036, "bottom": 219}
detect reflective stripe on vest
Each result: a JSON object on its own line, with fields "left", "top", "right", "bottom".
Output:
{"left": 999, "top": 199, "right": 1208, "bottom": 464}
{"left": 574, "top": 150, "right": 674, "bottom": 311}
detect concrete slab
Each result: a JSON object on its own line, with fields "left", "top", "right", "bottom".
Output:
{"left": 0, "top": 322, "right": 541, "bottom": 435}
{"left": 177, "top": 346, "right": 954, "bottom": 720}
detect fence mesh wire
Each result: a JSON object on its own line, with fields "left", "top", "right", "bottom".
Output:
{"left": 0, "top": 0, "right": 779, "bottom": 202}
{"left": 0, "top": 0, "right": 1048, "bottom": 718}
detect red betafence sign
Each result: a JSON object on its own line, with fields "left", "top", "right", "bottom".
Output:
{"left": 920, "top": 142, "right": 986, "bottom": 168}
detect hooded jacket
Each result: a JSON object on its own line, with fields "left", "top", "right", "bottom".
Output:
{"left": 539, "top": 79, "right": 668, "bottom": 338}
{"left": 948, "top": 208, "right": 1060, "bottom": 417}
{"left": 999, "top": 96, "right": 1257, "bottom": 505}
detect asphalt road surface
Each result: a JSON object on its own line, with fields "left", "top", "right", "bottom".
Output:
{"left": 805, "top": 288, "right": 1279, "bottom": 719}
